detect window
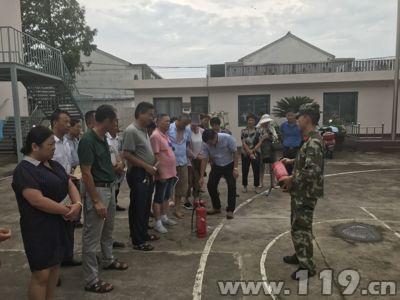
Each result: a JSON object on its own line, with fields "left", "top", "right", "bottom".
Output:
{"left": 153, "top": 97, "right": 182, "bottom": 118}
{"left": 191, "top": 97, "right": 208, "bottom": 113}
{"left": 238, "top": 95, "right": 270, "bottom": 126}
{"left": 323, "top": 92, "right": 358, "bottom": 124}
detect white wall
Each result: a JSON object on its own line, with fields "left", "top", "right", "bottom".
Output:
{"left": 75, "top": 50, "right": 140, "bottom": 99}
{"left": 0, "top": 0, "right": 28, "bottom": 119}
{"left": 241, "top": 35, "right": 333, "bottom": 65}
{"left": 78, "top": 98, "right": 135, "bottom": 130}
{"left": 134, "top": 83, "right": 398, "bottom": 141}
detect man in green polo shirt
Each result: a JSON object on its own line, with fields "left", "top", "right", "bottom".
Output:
{"left": 78, "top": 105, "right": 128, "bottom": 294}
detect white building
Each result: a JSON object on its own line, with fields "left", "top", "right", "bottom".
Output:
{"left": 122, "top": 32, "right": 399, "bottom": 141}
{"left": 0, "top": 0, "right": 28, "bottom": 120}
{"left": 75, "top": 49, "right": 161, "bottom": 128}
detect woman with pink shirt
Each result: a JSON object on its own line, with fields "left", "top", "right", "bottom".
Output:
{"left": 150, "top": 114, "right": 178, "bottom": 234}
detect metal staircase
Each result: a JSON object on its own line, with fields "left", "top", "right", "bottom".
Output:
{"left": 0, "top": 26, "right": 84, "bottom": 154}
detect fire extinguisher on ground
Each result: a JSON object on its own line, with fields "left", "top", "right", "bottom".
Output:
{"left": 191, "top": 199, "right": 207, "bottom": 238}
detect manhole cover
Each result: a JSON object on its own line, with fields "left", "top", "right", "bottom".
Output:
{"left": 333, "top": 222, "right": 382, "bottom": 242}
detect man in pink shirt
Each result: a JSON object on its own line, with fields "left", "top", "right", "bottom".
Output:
{"left": 150, "top": 114, "right": 178, "bottom": 233}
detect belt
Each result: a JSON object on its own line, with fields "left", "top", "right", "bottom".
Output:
{"left": 94, "top": 182, "right": 113, "bottom": 188}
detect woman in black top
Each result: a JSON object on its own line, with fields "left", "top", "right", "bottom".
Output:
{"left": 12, "top": 126, "right": 81, "bottom": 300}
{"left": 240, "top": 113, "right": 261, "bottom": 193}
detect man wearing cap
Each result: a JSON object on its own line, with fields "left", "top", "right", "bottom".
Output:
{"left": 280, "top": 103, "right": 324, "bottom": 280}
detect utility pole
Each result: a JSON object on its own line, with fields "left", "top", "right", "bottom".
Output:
{"left": 391, "top": 0, "right": 400, "bottom": 140}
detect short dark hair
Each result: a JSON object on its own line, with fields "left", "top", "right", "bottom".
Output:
{"left": 84, "top": 110, "right": 96, "bottom": 125}
{"left": 50, "top": 109, "right": 70, "bottom": 127}
{"left": 286, "top": 109, "right": 296, "bottom": 114}
{"left": 200, "top": 113, "right": 210, "bottom": 120}
{"left": 246, "top": 113, "right": 256, "bottom": 121}
{"left": 21, "top": 125, "right": 53, "bottom": 155}
{"left": 202, "top": 129, "right": 217, "bottom": 143}
{"left": 156, "top": 113, "right": 169, "bottom": 122}
{"left": 156, "top": 113, "right": 169, "bottom": 119}
{"left": 135, "top": 102, "right": 154, "bottom": 119}
{"left": 177, "top": 114, "right": 191, "bottom": 121}
{"left": 70, "top": 118, "right": 81, "bottom": 127}
{"left": 95, "top": 105, "right": 117, "bottom": 123}
{"left": 210, "top": 117, "right": 221, "bottom": 126}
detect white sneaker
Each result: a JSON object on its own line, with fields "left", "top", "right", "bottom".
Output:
{"left": 162, "top": 218, "right": 177, "bottom": 226}
{"left": 154, "top": 223, "right": 168, "bottom": 234}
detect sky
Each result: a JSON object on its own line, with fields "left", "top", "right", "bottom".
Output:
{"left": 78, "top": 0, "right": 397, "bottom": 78}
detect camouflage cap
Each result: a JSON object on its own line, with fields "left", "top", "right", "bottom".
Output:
{"left": 297, "top": 102, "right": 321, "bottom": 118}
{"left": 297, "top": 102, "right": 321, "bottom": 125}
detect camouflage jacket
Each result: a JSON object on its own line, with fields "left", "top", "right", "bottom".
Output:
{"left": 291, "top": 131, "right": 324, "bottom": 198}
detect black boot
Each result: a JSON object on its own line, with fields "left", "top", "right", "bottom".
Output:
{"left": 291, "top": 268, "right": 316, "bottom": 280}
{"left": 283, "top": 254, "right": 299, "bottom": 265}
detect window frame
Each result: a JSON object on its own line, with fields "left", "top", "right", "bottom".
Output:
{"left": 153, "top": 97, "right": 183, "bottom": 118}
{"left": 238, "top": 94, "right": 271, "bottom": 127}
{"left": 190, "top": 96, "right": 209, "bottom": 113}
{"left": 323, "top": 92, "right": 358, "bottom": 125}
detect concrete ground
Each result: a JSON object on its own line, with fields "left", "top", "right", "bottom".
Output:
{"left": 1, "top": 151, "right": 400, "bottom": 299}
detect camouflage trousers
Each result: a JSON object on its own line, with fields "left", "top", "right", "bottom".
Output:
{"left": 290, "top": 196, "right": 318, "bottom": 272}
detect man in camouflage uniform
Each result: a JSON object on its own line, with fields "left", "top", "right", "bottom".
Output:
{"left": 280, "top": 103, "right": 324, "bottom": 280}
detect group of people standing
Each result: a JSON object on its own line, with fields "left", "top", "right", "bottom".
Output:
{"left": 240, "top": 110, "right": 302, "bottom": 192}
{"left": 5, "top": 99, "right": 324, "bottom": 299}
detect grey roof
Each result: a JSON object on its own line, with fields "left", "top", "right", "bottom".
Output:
{"left": 82, "top": 48, "right": 162, "bottom": 79}
{"left": 238, "top": 31, "right": 335, "bottom": 62}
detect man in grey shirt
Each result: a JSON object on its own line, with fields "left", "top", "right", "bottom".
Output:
{"left": 122, "top": 102, "right": 158, "bottom": 251}
{"left": 199, "top": 129, "right": 239, "bottom": 220}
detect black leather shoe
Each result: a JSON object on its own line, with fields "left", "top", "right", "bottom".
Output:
{"left": 291, "top": 268, "right": 316, "bottom": 280}
{"left": 113, "top": 241, "right": 126, "bottom": 248}
{"left": 116, "top": 205, "right": 126, "bottom": 212}
{"left": 283, "top": 254, "right": 299, "bottom": 265}
{"left": 61, "top": 259, "right": 82, "bottom": 267}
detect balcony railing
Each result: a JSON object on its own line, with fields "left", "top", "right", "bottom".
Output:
{"left": 220, "top": 59, "right": 395, "bottom": 77}
{"left": 0, "top": 26, "right": 65, "bottom": 78}
{"left": 346, "top": 123, "right": 385, "bottom": 139}
{"left": 0, "top": 26, "right": 82, "bottom": 117}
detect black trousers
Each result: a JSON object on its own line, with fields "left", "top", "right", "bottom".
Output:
{"left": 283, "top": 147, "right": 300, "bottom": 175}
{"left": 241, "top": 153, "right": 260, "bottom": 187}
{"left": 207, "top": 162, "right": 236, "bottom": 212}
{"left": 126, "top": 167, "right": 154, "bottom": 246}
{"left": 63, "top": 179, "right": 81, "bottom": 262}
{"left": 115, "top": 183, "right": 121, "bottom": 204}
{"left": 62, "top": 220, "right": 75, "bottom": 262}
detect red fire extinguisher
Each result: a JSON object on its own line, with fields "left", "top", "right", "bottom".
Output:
{"left": 192, "top": 200, "right": 207, "bottom": 238}
{"left": 272, "top": 161, "right": 289, "bottom": 187}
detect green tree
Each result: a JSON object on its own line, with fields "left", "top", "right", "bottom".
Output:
{"left": 21, "top": 0, "right": 97, "bottom": 75}
{"left": 272, "top": 96, "right": 315, "bottom": 118}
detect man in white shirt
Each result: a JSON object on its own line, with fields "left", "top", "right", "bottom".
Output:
{"left": 52, "top": 110, "right": 72, "bottom": 174}
{"left": 106, "top": 119, "right": 126, "bottom": 212}
{"left": 51, "top": 109, "right": 82, "bottom": 268}
{"left": 65, "top": 118, "right": 82, "bottom": 170}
